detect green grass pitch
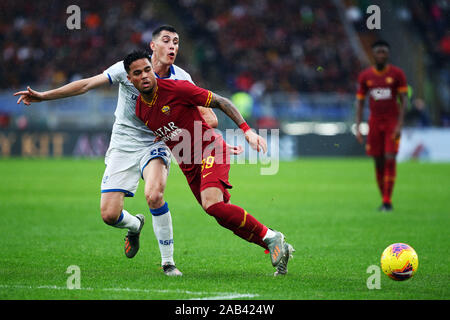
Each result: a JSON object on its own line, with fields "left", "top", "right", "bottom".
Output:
{"left": 0, "top": 157, "right": 449, "bottom": 300}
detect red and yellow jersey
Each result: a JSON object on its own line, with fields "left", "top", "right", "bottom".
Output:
{"left": 135, "top": 78, "right": 222, "bottom": 167}
{"left": 356, "top": 64, "right": 408, "bottom": 122}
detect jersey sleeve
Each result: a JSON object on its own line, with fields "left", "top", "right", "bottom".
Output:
{"left": 102, "top": 61, "right": 127, "bottom": 85}
{"left": 134, "top": 95, "right": 143, "bottom": 122}
{"left": 356, "top": 72, "right": 367, "bottom": 100}
{"left": 134, "top": 95, "right": 150, "bottom": 128}
{"left": 177, "top": 81, "right": 213, "bottom": 108}
{"left": 396, "top": 69, "right": 408, "bottom": 94}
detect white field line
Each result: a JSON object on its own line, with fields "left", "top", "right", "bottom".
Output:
{"left": 0, "top": 284, "right": 259, "bottom": 300}
{"left": 190, "top": 293, "right": 259, "bottom": 300}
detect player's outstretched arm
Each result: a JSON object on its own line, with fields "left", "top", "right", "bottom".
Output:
{"left": 393, "top": 92, "right": 407, "bottom": 139}
{"left": 14, "top": 74, "right": 109, "bottom": 106}
{"left": 198, "top": 100, "right": 232, "bottom": 152}
{"left": 355, "top": 99, "right": 365, "bottom": 144}
{"left": 209, "top": 93, "right": 267, "bottom": 153}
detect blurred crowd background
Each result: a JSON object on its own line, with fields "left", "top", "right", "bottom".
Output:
{"left": 0, "top": 0, "right": 449, "bottom": 132}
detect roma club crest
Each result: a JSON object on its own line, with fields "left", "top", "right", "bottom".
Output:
{"left": 161, "top": 105, "right": 171, "bottom": 116}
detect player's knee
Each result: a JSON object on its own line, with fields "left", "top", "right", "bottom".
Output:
{"left": 100, "top": 204, "right": 121, "bottom": 225}
{"left": 202, "top": 198, "right": 221, "bottom": 212}
{"left": 203, "top": 201, "right": 216, "bottom": 214}
{"left": 201, "top": 201, "right": 210, "bottom": 212}
{"left": 201, "top": 189, "right": 224, "bottom": 212}
{"left": 145, "top": 189, "right": 165, "bottom": 209}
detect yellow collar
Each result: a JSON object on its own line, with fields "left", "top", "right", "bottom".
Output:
{"left": 371, "top": 64, "right": 390, "bottom": 76}
{"left": 140, "top": 84, "right": 158, "bottom": 106}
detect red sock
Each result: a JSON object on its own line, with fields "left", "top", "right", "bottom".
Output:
{"left": 383, "top": 158, "right": 396, "bottom": 204}
{"left": 206, "top": 202, "right": 268, "bottom": 249}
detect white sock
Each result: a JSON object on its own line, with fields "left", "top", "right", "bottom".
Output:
{"left": 113, "top": 209, "right": 141, "bottom": 233}
{"left": 150, "top": 202, "right": 175, "bottom": 266}
{"left": 263, "top": 228, "right": 276, "bottom": 240}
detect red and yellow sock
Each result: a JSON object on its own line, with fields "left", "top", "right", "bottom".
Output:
{"left": 205, "top": 201, "right": 268, "bottom": 249}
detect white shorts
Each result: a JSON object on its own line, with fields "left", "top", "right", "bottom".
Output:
{"left": 101, "top": 142, "right": 171, "bottom": 197}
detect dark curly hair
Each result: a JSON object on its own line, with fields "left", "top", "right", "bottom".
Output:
{"left": 123, "top": 50, "right": 151, "bottom": 73}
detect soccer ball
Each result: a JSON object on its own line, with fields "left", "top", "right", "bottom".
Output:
{"left": 380, "top": 243, "right": 418, "bottom": 281}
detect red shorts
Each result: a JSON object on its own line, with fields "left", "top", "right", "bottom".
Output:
{"left": 179, "top": 140, "right": 232, "bottom": 205}
{"left": 366, "top": 120, "right": 400, "bottom": 157}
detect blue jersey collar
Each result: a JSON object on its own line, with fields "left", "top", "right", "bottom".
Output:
{"left": 152, "top": 60, "right": 176, "bottom": 79}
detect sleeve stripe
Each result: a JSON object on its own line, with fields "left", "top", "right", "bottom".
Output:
{"left": 106, "top": 73, "right": 113, "bottom": 84}
{"left": 356, "top": 93, "right": 365, "bottom": 100}
{"left": 104, "top": 72, "right": 113, "bottom": 84}
{"left": 398, "top": 86, "right": 408, "bottom": 93}
{"left": 204, "top": 91, "right": 213, "bottom": 107}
